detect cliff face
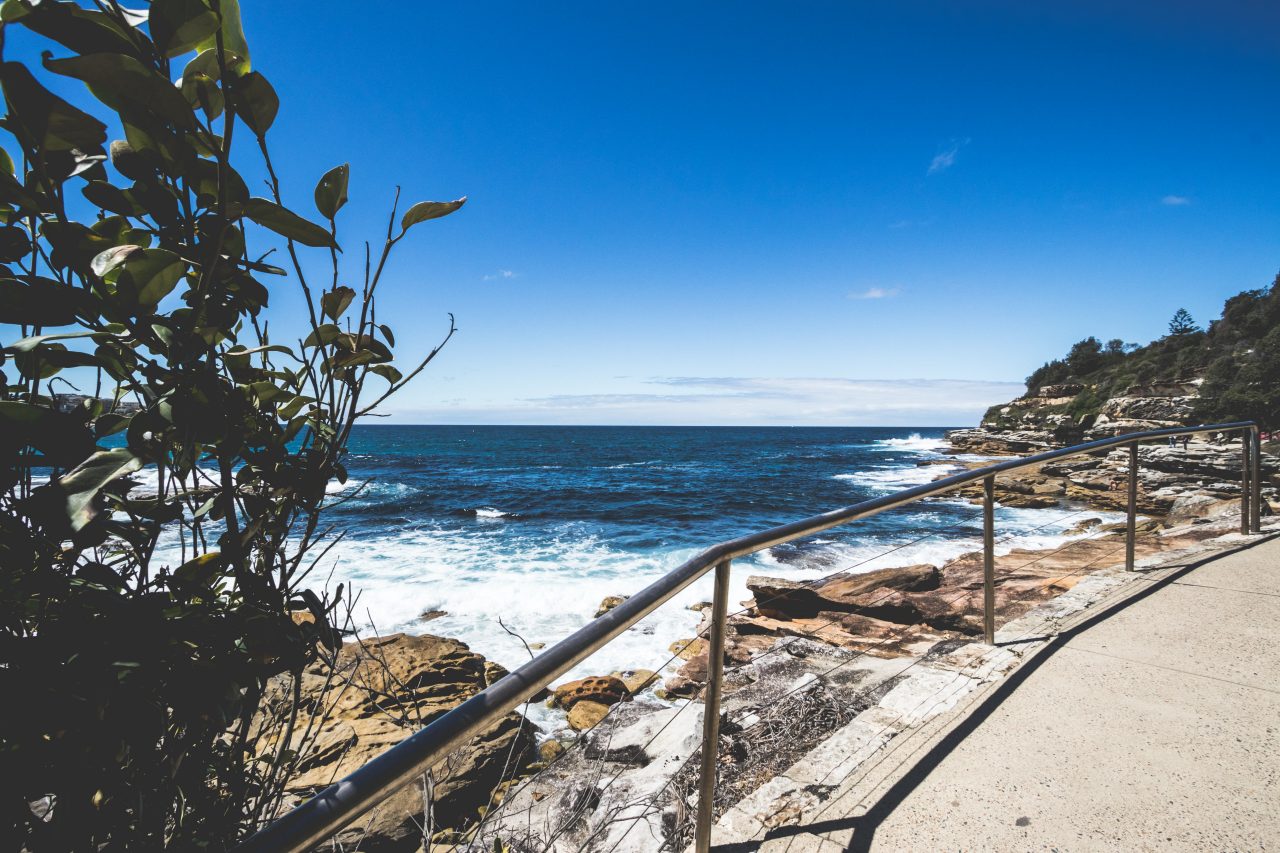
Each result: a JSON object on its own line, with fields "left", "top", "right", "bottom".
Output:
{"left": 958, "top": 273, "right": 1280, "bottom": 451}
{"left": 959, "top": 377, "right": 1205, "bottom": 453}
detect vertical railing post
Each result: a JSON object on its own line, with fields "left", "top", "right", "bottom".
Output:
{"left": 1252, "top": 427, "right": 1263, "bottom": 534}
{"left": 1126, "top": 443, "right": 1138, "bottom": 571}
{"left": 1241, "top": 429, "right": 1252, "bottom": 536}
{"left": 694, "top": 558, "right": 731, "bottom": 853}
{"left": 983, "top": 476, "right": 995, "bottom": 645}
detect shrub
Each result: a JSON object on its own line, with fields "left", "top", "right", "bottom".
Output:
{"left": 0, "top": 1, "right": 462, "bottom": 847}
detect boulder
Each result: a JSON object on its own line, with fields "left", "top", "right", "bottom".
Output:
{"left": 263, "top": 633, "right": 538, "bottom": 850}
{"left": 1166, "top": 494, "right": 1228, "bottom": 524}
{"left": 594, "top": 595, "right": 629, "bottom": 618}
{"left": 610, "top": 669, "right": 659, "bottom": 694}
{"left": 669, "top": 637, "right": 708, "bottom": 660}
{"left": 747, "top": 563, "right": 940, "bottom": 620}
{"left": 567, "top": 700, "right": 611, "bottom": 731}
{"left": 551, "top": 675, "right": 628, "bottom": 709}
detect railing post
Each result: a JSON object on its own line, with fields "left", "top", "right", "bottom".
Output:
{"left": 1242, "top": 430, "right": 1252, "bottom": 536}
{"left": 983, "top": 476, "right": 995, "bottom": 645}
{"left": 695, "top": 558, "right": 731, "bottom": 853}
{"left": 1126, "top": 443, "right": 1138, "bottom": 571}
{"left": 1252, "top": 428, "right": 1263, "bottom": 534}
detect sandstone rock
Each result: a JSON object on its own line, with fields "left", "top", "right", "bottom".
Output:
{"left": 747, "top": 563, "right": 940, "bottom": 620}
{"left": 551, "top": 675, "right": 628, "bottom": 709}
{"left": 483, "top": 660, "right": 509, "bottom": 687}
{"left": 1166, "top": 493, "right": 1227, "bottom": 523}
{"left": 567, "top": 700, "right": 611, "bottom": 731}
{"left": 611, "top": 669, "right": 659, "bottom": 694}
{"left": 419, "top": 608, "right": 448, "bottom": 622}
{"left": 594, "top": 595, "right": 629, "bottom": 618}
{"left": 669, "top": 637, "right": 708, "bottom": 660}
{"left": 539, "top": 739, "right": 566, "bottom": 762}
{"left": 263, "top": 633, "right": 537, "bottom": 849}
{"left": 1066, "top": 517, "right": 1103, "bottom": 535}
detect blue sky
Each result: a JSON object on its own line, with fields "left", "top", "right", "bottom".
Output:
{"left": 10, "top": 1, "right": 1280, "bottom": 424}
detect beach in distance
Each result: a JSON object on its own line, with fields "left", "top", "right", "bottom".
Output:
{"left": 290, "top": 425, "right": 1118, "bottom": 690}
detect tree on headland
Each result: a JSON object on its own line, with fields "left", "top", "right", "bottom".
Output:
{"left": 1167, "top": 307, "right": 1200, "bottom": 336}
{"left": 1013, "top": 272, "right": 1280, "bottom": 430}
{"left": 0, "top": 1, "right": 462, "bottom": 847}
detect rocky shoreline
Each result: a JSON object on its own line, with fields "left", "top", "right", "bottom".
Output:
{"left": 285, "top": 424, "right": 1275, "bottom": 851}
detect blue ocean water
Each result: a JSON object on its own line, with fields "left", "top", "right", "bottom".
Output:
{"left": 317, "top": 426, "right": 1111, "bottom": 683}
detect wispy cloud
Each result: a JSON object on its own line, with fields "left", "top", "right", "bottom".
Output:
{"left": 927, "top": 138, "right": 970, "bottom": 175}
{"left": 482, "top": 269, "right": 518, "bottom": 281}
{"left": 384, "top": 376, "right": 1024, "bottom": 427}
{"left": 849, "top": 287, "right": 900, "bottom": 300}
{"left": 1161, "top": 195, "right": 1191, "bottom": 206}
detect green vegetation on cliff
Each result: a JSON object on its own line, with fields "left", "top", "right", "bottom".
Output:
{"left": 1014, "top": 271, "right": 1280, "bottom": 428}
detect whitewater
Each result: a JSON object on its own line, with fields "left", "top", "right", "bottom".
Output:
{"left": 297, "top": 426, "right": 1119, "bottom": 698}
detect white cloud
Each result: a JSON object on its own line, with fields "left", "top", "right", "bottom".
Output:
{"left": 383, "top": 376, "right": 1024, "bottom": 427}
{"left": 849, "top": 287, "right": 900, "bottom": 300}
{"left": 482, "top": 269, "right": 518, "bottom": 281}
{"left": 1161, "top": 195, "right": 1191, "bottom": 206}
{"left": 928, "top": 138, "right": 970, "bottom": 175}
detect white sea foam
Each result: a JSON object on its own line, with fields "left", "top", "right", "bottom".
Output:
{"left": 473, "top": 507, "right": 509, "bottom": 519}
{"left": 833, "top": 463, "right": 959, "bottom": 489}
{"left": 871, "top": 433, "right": 949, "bottom": 453}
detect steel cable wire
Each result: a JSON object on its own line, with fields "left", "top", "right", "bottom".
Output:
{"left": 473, "top": 499, "right": 1113, "bottom": 850}
{"left": 587, "top": 508, "right": 1113, "bottom": 853}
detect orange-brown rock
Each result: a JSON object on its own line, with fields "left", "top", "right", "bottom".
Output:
{"left": 550, "top": 675, "right": 628, "bottom": 709}
{"left": 567, "top": 700, "right": 611, "bottom": 731}
{"left": 748, "top": 563, "right": 940, "bottom": 620}
{"left": 260, "top": 633, "right": 536, "bottom": 849}
{"left": 594, "top": 594, "right": 629, "bottom": 617}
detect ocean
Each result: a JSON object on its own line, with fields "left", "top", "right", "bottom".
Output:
{"left": 318, "top": 425, "right": 1113, "bottom": 701}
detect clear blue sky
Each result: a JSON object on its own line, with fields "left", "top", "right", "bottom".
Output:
{"left": 11, "top": 1, "right": 1280, "bottom": 424}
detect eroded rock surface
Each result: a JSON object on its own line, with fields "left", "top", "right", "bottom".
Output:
{"left": 263, "top": 633, "right": 537, "bottom": 850}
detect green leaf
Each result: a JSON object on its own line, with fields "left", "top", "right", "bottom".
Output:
{"left": 314, "top": 163, "right": 349, "bottom": 219}
{"left": 3, "top": 2, "right": 138, "bottom": 57}
{"left": 0, "top": 277, "right": 82, "bottom": 326}
{"left": 234, "top": 71, "right": 277, "bottom": 136}
{"left": 400, "top": 197, "right": 467, "bottom": 234}
{"left": 378, "top": 324, "right": 395, "bottom": 347}
{"left": 369, "top": 364, "right": 402, "bottom": 385}
{"left": 149, "top": 0, "right": 219, "bottom": 58}
{"left": 243, "top": 198, "right": 336, "bottom": 248}
{"left": 116, "top": 248, "right": 185, "bottom": 307}
{"left": 182, "top": 70, "right": 224, "bottom": 120}
{"left": 172, "top": 550, "right": 224, "bottom": 588}
{"left": 0, "top": 169, "right": 45, "bottom": 211}
{"left": 0, "top": 62, "right": 108, "bottom": 152}
{"left": 320, "top": 286, "right": 356, "bottom": 321}
{"left": 51, "top": 448, "right": 143, "bottom": 530}
{"left": 196, "top": 0, "right": 250, "bottom": 74}
{"left": 302, "top": 323, "right": 341, "bottom": 348}
{"left": 91, "top": 244, "right": 142, "bottom": 278}
{"left": 83, "top": 180, "right": 144, "bottom": 217}
{"left": 14, "top": 343, "right": 101, "bottom": 379}
{"left": 0, "top": 400, "right": 96, "bottom": 466}
{"left": 43, "top": 52, "right": 197, "bottom": 131}
{"left": 8, "top": 330, "right": 103, "bottom": 352}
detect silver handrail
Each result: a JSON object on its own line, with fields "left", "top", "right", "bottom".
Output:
{"left": 239, "top": 421, "right": 1262, "bottom": 852}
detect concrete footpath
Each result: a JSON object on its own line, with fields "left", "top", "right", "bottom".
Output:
{"left": 716, "top": 532, "right": 1280, "bottom": 852}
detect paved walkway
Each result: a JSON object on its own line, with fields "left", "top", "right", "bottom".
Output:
{"left": 721, "top": 533, "right": 1280, "bottom": 852}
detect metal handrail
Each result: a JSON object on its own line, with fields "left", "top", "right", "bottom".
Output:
{"left": 239, "top": 421, "right": 1262, "bottom": 852}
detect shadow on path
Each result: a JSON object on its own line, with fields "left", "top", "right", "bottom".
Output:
{"left": 710, "top": 531, "right": 1280, "bottom": 853}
